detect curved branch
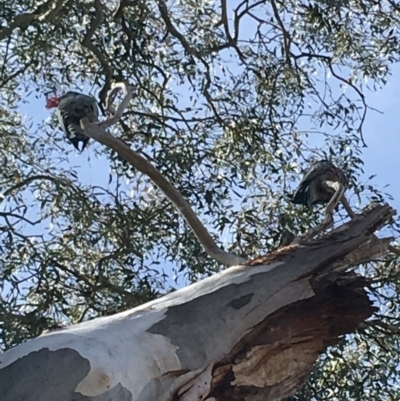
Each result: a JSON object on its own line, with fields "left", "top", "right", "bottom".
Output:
{"left": 102, "top": 82, "right": 136, "bottom": 126}
{"left": 82, "top": 121, "right": 245, "bottom": 266}
{"left": 156, "top": 0, "right": 199, "bottom": 57}
{"left": 0, "top": 0, "right": 66, "bottom": 40}
{"left": 1, "top": 174, "right": 67, "bottom": 201}
{"left": 80, "top": 87, "right": 245, "bottom": 267}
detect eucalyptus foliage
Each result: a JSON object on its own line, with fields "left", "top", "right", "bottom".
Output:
{"left": 1, "top": 0, "right": 400, "bottom": 398}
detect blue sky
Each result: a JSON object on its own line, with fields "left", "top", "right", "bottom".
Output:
{"left": 9, "top": 1, "right": 400, "bottom": 292}
{"left": 12, "top": 61, "right": 400, "bottom": 292}
{"left": 17, "top": 61, "right": 400, "bottom": 218}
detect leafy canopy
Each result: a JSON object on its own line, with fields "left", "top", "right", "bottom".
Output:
{"left": 1, "top": 0, "right": 400, "bottom": 398}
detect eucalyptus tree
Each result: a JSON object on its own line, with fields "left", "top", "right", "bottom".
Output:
{"left": 1, "top": 0, "right": 400, "bottom": 399}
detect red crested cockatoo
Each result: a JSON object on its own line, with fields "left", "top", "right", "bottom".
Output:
{"left": 46, "top": 91, "right": 99, "bottom": 152}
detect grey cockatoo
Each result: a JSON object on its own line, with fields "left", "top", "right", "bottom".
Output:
{"left": 46, "top": 91, "right": 99, "bottom": 152}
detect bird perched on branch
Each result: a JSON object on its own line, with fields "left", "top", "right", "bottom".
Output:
{"left": 290, "top": 160, "right": 400, "bottom": 255}
{"left": 46, "top": 91, "right": 99, "bottom": 152}
{"left": 289, "top": 160, "right": 349, "bottom": 238}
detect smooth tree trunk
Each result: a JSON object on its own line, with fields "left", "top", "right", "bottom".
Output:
{"left": 0, "top": 205, "right": 394, "bottom": 401}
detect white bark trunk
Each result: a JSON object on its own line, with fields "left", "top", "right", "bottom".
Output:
{"left": 0, "top": 205, "right": 394, "bottom": 401}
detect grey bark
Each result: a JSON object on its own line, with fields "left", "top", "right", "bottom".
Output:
{"left": 0, "top": 205, "right": 394, "bottom": 401}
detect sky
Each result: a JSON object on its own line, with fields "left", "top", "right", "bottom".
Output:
{"left": 17, "top": 68, "right": 399, "bottom": 198}
{"left": 12, "top": 61, "right": 400, "bottom": 293}
{"left": 7, "top": 1, "right": 400, "bottom": 294}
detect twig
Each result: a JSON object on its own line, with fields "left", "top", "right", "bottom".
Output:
{"left": 0, "top": 64, "right": 29, "bottom": 89}
{"left": 0, "top": 0, "right": 66, "bottom": 40}
{"left": 341, "top": 196, "right": 400, "bottom": 257}
{"left": 81, "top": 0, "right": 113, "bottom": 105}
{"left": 0, "top": 212, "right": 41, "bottom": 226}
{"left": 326, "top": 64, "right": 367, "bottom": 147}
{"left": 293, "top": 52, "right": 367, "bottom": 146}
{"left": 299, "top": 181, "right": 345, "bottom": 241}
{"left": 270, "top": 0, "right": 291, "bottom": 66}
{"left": 80, "top": 89, "right": 245, "bottom": 266}
{"left": 101, "top": 82, "right": 135, "bottom": 128}
{"left": 1, "top": 174, "right": 67, "bottom": 200}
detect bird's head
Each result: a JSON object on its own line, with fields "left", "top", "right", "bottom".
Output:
{"left": 45, "top": 96, "right": 61, "bottom": 109}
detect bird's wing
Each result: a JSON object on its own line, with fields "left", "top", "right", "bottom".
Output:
{"left": 55, "top": 107, "right": 68, "bottom": 132}
{"left": 58, "top": 93, "right": 98, "bottom": 121}
{"left": 78, "top": 94, "right": 99, "bottom": 121}
{"left": 290, "top": 160, "right": 335, "bottom": 205}
{"left": 91, "top": 98, "right": 100, "bottom": 120}
{"left": 297, "top": 160, "right": 334, "bottom": 188}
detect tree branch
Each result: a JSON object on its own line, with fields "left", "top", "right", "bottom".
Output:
{"left": 0, "top": 0, "right": 66, "bottom": 40}
{"left": 270, "top": 0, "right": 291, "bottom": 66}
{"left": 81, "top": 84, "right": 245, "bottom": 267}
{"left": 156, "top": 0, "right": 200, "bottom": 57}
{"left": 341, "top": 196, "right": 400, "bottom": 257}
{"left": 0, "top": 205, "right": 394, "bottom": 401}
{"left": 1, "top": 174, "right": 68, "bottom": 201}
{"left": 0, "top": 211, "right": 41, "bottom": 226}
{"left": 81, "top": 0, "right": 113, "bottom": 105}
{"left": 37, "top": 0, "right": 66, "bottom": 22}
{"left": 101, "top": 82, "right": 135, "bottom": 127}
{"left": 293, "top": 52, "right": 367, "bottom": 146}
{"left": 214, "top": 0, "right": 247, "bottom": 63}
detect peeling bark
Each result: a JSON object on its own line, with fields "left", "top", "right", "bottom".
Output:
{"left": 209, "top": 284, "right": 372, "bottom": 401}
{"left": 0, "top": 205, "right": 394, "bottom": 401}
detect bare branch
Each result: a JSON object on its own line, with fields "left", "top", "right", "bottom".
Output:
{"left": 80, "top": 89, "right": 245, "bottom": 266}
{"left": 102, "top": 82, "right": 135, "bottom": 127}
{"left": 298, "top": 181, "right": 345, "bottom": 241}
{"left": 293, "top": 52, "right": 367, "bottom": 146}
{"left": 82, "top": 125, "right": 246, "bottom": 266}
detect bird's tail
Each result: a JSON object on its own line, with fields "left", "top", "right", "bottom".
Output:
{"left": 66, "top": 123, "right": 89, "bottom": 152}
{"left": 289, "top": 187, "right": 307, "bottom": 205}
{"left": 66, "top": 123, "right": 88, "bottom": 142}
